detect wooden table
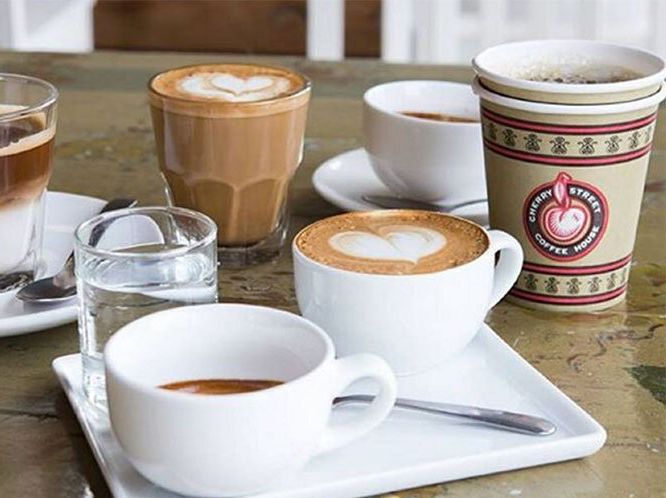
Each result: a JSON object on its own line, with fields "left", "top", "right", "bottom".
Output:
{"left": 0, "top": 51, "right": 663, "bottom": 498}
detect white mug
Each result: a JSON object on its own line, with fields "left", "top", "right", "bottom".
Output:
{"left": 104, "top": 304, "right": 397, "bottom": 497}
{"left": 293, "top": 216, "right": 523, "bottom": 375}
{"left": 363, "top": 80, "right": 485, "bottom": 203}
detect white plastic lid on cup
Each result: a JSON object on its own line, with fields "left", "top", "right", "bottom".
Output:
{"left": 472, "top": 40, "right": 666, "bottom": 105}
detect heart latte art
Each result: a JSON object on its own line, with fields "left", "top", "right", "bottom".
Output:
{"left": 179, "top": 72, "right": 293, "bottom": 102}
{"left": 330, "top": 226, "right": 446, "bottom": 263}
{"left": 295, "top": 211, "right": 488, "bottom": 275}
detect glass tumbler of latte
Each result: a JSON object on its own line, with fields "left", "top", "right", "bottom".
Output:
{"left": 0, "top": 74, "right": 57, "bottom": 291}
{"left": 148, "top": 64, "right": 310, "bottom": 267}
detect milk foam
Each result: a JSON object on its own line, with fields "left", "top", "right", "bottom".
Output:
{"left": 0, "top": 104, "right": 26, "bottom": 115}
{"left": 329, "top": 225, "right": 446, "bottom": 263}
{"left": 0, "top": 105, "right": 54, "bottom": 157}
{"left": 507, "top": 61, "right": 641, "bottom": 84}
{"left": 179, "top": 72, "right": 293, "bottom": 102}
{"left": 0, "top": 198, "right": 40, "bottom": 273}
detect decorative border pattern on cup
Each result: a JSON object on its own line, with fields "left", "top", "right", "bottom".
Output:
{"left": 481, "top": 107, "right": 656, "bottom": 165}
{"left": 509, "top": 254, "right": 632, "bottom": 306}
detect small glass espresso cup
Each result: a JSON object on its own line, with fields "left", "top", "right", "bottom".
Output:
{"left": 74, "top": 206, "right": 218, "bottom": 409}
{"left": 0, "top": 73, "right": 57, "bottom": 292}
{"left": 104, "top": 304, "right": 396, "bottom": 497}
{"left": 148, "top": 63, "right": 311, "bottom": 268}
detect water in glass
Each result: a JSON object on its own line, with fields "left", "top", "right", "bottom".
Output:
{"left": 75, "top": 208, "right": 217, "bottom": 410}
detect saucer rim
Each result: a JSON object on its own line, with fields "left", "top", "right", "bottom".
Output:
{"left": 0, "top": 191, "right": 105, "bottom": 337}
{"left": 311, "top": 147, "right": 490, "bottom": 219}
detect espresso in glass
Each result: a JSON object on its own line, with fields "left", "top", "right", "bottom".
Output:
{"left": 0, "top": 75, "right": 57, "bottom": 292}
{"left": 149, "top": 64, "right": 310, "bottom": 267}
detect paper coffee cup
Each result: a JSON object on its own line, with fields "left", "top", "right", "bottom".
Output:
{"left": 473, "top": 77, "right": 665, "bottom": 312}
{"left": 473, "top": 40, "right": 666, "bottom": 105}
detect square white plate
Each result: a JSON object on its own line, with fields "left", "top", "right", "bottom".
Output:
{"left": 53, "top": 324, "right": 606, "bottom": 498}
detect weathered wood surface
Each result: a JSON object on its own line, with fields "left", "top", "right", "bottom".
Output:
{"left": 0, "top": 51, "right": 663, "bottom": 498}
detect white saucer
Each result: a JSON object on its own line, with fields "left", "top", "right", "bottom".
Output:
{"left": 0, "top": 191, "right": 105, "bottom": 337}
{"left": 312, "top": 148, "right": 490, "bottom": 226}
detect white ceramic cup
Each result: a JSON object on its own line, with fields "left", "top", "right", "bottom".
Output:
{"left": 363, "top": 80, "right": 485, "bottom": 203}
{"left": 293, "top": 214, "right": 524, "bottom": 375}
{"left": 104, "top": 304, "right": 397, "bottom": 497}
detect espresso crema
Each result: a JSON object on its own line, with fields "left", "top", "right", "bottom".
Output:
{"left": 296, "top": 211, "right": 488, "bottom": 275}
{"left": 160, "top": 378, "right": 283, "bottom": 395}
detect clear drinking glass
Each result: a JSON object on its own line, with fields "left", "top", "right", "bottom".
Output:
{"left": 74, "top": 207, "right": 218, "bottom": 409}
{"left": 0, "top": 73, "right": 58, "bottom": 292}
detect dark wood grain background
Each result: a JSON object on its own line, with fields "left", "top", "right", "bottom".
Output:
{"left": 94, "top": 0, "right": 380, "bottom": 57}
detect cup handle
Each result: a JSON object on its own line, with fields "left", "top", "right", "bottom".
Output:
{"left": 316, "top": 354, "right": 397, "bottom": 456}
{"left": 487, "top": 230, "right": 524, "bottom": 309}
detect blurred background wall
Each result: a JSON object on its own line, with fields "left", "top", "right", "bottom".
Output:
{"left": 0, "top": 0, "right": 664, "bottom": 63}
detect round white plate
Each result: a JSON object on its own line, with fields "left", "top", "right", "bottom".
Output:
{"left": 0, "top": 191, "right": 105, "bottom": 337}
{"left": 312, "top": 148, "right": 490, "bottom": 226}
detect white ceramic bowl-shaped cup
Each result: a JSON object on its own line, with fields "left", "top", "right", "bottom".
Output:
{"left": 293, "top": 216, "right": 523, "bottom": 375}
{"left": 105, "top": 304, "right": 396, "bottom": 497}
{"left": 363, "top": 80, "right": 485, "bottom": 203}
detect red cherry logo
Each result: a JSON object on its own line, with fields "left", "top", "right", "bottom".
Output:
{"left": 542, "top": 172, "right": 589, "bottom": 242}
{"left": 544, "top": 205, "right": 587, "bottom": 241}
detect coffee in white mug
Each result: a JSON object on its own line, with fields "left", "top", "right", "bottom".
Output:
{"left": 295, "top": 210, "right": 488, "bottom": 275}
{"left": 293, "top": 210, "right": 523, "bottom": 375}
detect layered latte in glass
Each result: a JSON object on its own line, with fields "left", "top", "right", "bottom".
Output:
{"left": 0, "top": 74, "right": 57, "bottom": 291}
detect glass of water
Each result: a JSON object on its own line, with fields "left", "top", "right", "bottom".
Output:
{"left": 74, "top": 206, "right": 218, "bottom": 409}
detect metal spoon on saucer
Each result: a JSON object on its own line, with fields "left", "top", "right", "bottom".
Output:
{"left": 362, "top": 195, "right": 486, "bottom": 213}
{"left": 16, "top": 198, "right": 137, "bottom": 304}
{"left": 334, "top": 395, "right": 556, "bottom": 436}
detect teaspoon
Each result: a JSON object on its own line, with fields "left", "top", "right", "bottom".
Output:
{"left": 334, "top": 394, "right": 556, "bottom": 436}
{"left": 362, "top": 195, "right": 486, "bottom": 213}
{"left": 16, "top": 198, "right": 137, "bottom": 304}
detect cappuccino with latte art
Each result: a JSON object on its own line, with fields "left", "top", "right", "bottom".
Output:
{"left": 293, "top": 210, "right": 523, "bottom": 374}
{"left": 149, "top": 63, "right": 310, "bottom": 267}
{"left": 150, "top": 64, "right": 305, "bottom": 103}
{"left": 295, "top": 211, "right": 488, "bottom": 275}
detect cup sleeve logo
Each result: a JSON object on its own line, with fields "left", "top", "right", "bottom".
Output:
{"left": 524, "top": 172, "right": 608, "bottom": 261}
{"left": 544, "top": 173, "right": 588, "bottom": 242}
